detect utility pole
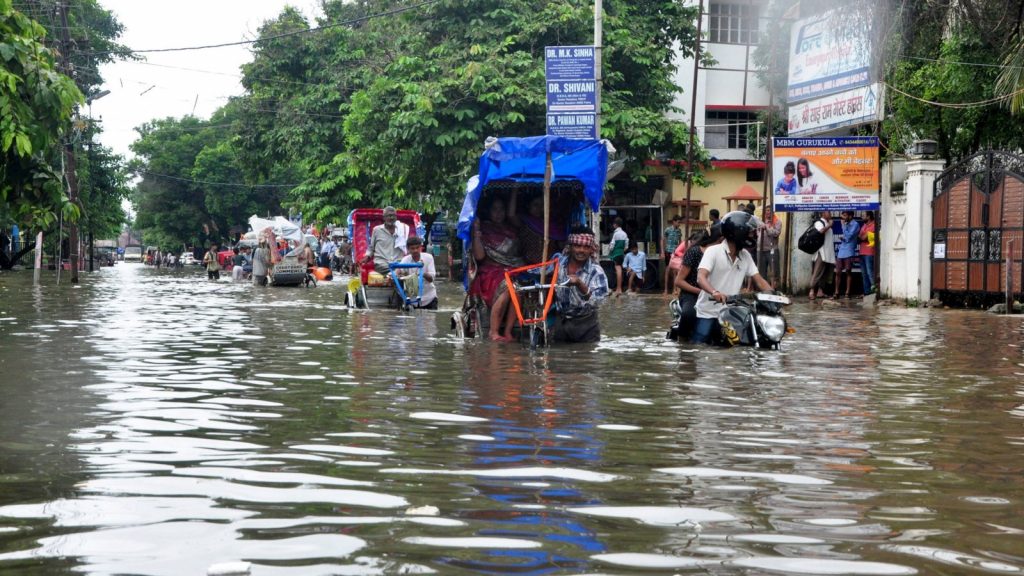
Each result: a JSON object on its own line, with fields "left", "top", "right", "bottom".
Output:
{"left": 683, "top": 0, "right": 704, "bottom": 240}
{"left": 57, "top": 2, "right": 82, "bottom": 283}
{"left": 591, "top": 0, "right": 603, "bottom": 234}
{"left": 594, "top": 0, "right": 602, "bottom": 138}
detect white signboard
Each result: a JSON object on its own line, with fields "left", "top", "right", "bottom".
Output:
{"left": 933, "top": 244, "right": 946, "bottom": 259}
{"left": 787, "top": 83, "right": 884, "bottom": 136}
{"left": 787, "top": 6, "right": 873, "bottom": 103}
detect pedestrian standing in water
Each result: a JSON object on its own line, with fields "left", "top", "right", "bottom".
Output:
{"left": 203, "top": 243, "right": 221, "bottom": 281}
{"left": 833, "top": 210, "right": 860, "bottom": 299}
{"left": 809, "top": 212, "right": 835, "bottom": 300}
{"left": 231, "top": 247, "right": 246, "bottom": 282}
{"left": 662, "top": 216, "right": 682, "bottom": 295}
{"left": 858, "top": 211, "right": 877, "bottom": 295}
{"left": 252, "top": 241, "right": 270, "bottom": 286}
{"left": 608, "top": 217, "right": 628, "bottom": 296}
{"left": 757, "top": 206, "right": 782, "bottom": 289}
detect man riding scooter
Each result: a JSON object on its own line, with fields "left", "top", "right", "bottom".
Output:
{"left": 692, "top": 211, "right": 775, "bottom": 345}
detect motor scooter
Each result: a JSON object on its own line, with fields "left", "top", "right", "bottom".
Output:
{"left": 667, "top": 292, "right": 791, "bottom": 349}
{"left": 718, "top": 292, "right": 790, "bottom": 349}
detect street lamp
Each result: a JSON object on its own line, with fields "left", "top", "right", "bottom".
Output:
{"left": 87, "top": 89, "right": 111, "bottom": 105}
{"left": 84, "top": 89, "right": 110, "bottom": 272}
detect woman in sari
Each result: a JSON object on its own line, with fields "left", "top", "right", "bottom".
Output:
{"left": 470, "top": 194, "right": 525, "bottom": 342}
{"left": 513, "top": 194, "right": 566, "bottom": 265}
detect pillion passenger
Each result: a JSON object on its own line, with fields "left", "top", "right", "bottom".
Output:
{"left": 363, "top": 206, "right": 409, "bottom": 275}
{"left": 550, "top": 227, "right": 609, "bottom": 344}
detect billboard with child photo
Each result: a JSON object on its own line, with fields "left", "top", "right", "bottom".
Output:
{"left": 771, "top": 136, "right": 879, "bottom": 212}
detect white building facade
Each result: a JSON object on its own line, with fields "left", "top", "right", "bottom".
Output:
{"left": 658, "top": 0, "right": 775, "bottom": 225}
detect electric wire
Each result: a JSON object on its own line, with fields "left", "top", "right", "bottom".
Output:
{"left": 883, "top": 81, "right": 1024, "bottom": 109}
{"left": 75, "top": 0, "right": 442, "bottom": 56}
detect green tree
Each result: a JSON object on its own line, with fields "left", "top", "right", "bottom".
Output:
{"left": 2, "top": 0, "right": 129, "bottom": 268}
{"left": 78, "top": 128, "right": 129, "bottom": 242}
{"left": 131, "top": 112, "right": 288, "bottom": 249}
{"left": 229, "top": 0, "right": 708, "bottom": 223}
{"left": 885, "top": 1, "right": 1024, "bottom": 160}
{"left": 0, "top": 0, "right": 82, "bottom": 236}
{"left": 131, "top": 117, "right": 220, "bottom": 249}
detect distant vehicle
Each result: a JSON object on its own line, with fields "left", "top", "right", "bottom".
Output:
{"left": 123, "top": 246, "right": 143, "bottom": 263}
{"left": 180, "top": 253, "right": 197, "bottom": 266}
{"left": 94, "top": 247, "right": 116, "bottom": 266}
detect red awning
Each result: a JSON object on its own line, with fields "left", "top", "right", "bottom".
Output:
{"left": 722, "top": 184, "right": 763, "bottom": 201}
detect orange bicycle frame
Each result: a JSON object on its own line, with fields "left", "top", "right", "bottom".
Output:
{"left": 504, "top": 258, "right": 561, "bottom": 326}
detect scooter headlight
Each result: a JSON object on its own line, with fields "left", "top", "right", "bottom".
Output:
{"left": 756, "top": 315, "right": 786, "bottom": 342}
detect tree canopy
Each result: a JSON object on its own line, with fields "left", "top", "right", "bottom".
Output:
{"left": 0, "top": 0, "right": 82, "bottom": 230}
{"left": 2, "top": 0, "right": 129, "bottom": 271}
{"left": 131, "top": 0, "right": 708, "bottom": 245}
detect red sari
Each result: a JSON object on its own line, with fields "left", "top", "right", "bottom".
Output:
{"left": 469, "top": 222, "right": 523, "bottom": 306}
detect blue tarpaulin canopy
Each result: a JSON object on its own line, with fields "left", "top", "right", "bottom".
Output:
{"left": 456, "top": 136, "right": 611, "bottom": 244}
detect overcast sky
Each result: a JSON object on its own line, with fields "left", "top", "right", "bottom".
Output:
{"left": 92, "top": 1, "right": 320, "bottom": 159}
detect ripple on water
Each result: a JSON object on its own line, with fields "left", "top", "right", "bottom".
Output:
{"left": 592, "top": 553, "right": 712, "bottom": 569}
{"left": 804, "top": 518, "right": 859, "bottom": 526}
{"left": 380, "top": 467, "right": 621, "bottom": 482}
{"left": 961, "top": 496, "right": 1011, "bottom": 505}
{"left": 77, "top": 476, "right": 408, "bottom": 508}
{"left": 171, "top": 467, "right": 374, "bottom": 487}
{"left": 618, "top": 398, "right": 654, "bottom": 405}
{"left": 0, "top": 522, "right": 367, "bottom": 576}
{"left": 402, "top": 537, "right": 541, "bottom": 549}
{"left": 0, "top": 496, "right": 253, "bottom": 527}
{"left": 292, "top": 444, "right": 394, "bottom": 457}
{"left": 656, "top": 467, "right": 832, "bottom": 486}
{"left": 729, "top": 534, "right": 825, "bottom": 544}
{"left": 880, "top": 545, "right": 1023, "bottom": 573}
{"left": 408, "top": 412, "right": 488, "bottom": 423}
{"left": 568, "top": 506, "right": 735, "bottom": 526}
{"left": 732, "top": 557, "right": 918, "bottom": 575}
{"left": 457, "top": 434, "right": 495, "bottom": 441}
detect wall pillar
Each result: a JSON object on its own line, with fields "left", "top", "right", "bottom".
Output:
{"left": 881, "top": 157, "right": 944, "bottom": 302}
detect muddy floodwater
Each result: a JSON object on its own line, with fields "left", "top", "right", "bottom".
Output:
{"left": 1, "top": 264, "right": 1022, "bottom": 576}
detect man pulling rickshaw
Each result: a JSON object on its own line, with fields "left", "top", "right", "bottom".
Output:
{"left": 453, "top": 135, "right": 614, "bottom": 345}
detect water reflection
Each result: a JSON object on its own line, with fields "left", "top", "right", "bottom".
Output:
{"left": 0, "top": 265, "right": 1021, "bottom": 575}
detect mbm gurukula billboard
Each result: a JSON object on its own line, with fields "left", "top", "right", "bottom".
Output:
{"left": 771, "top": 136, "right": 879, "bottom": 212}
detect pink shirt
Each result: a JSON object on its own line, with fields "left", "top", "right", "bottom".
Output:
{"left": 859, "top": 220, "right": 876, "bottom": 256}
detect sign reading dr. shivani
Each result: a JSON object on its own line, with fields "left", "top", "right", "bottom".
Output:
{"left": 771, "top": 137, "right": 879, "bottom": 212}
{"left": 545, "top": 46, "right": 597, "bottom": 139}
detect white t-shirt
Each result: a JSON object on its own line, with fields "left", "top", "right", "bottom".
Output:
{"left": 399, "top": 252, "right": 437, "bottom": 305}
{"left": 814, "top": 219, "right": 836, "bottom": 264}
{"left": 694, "top": 242, "right": 759, "bottom": 319}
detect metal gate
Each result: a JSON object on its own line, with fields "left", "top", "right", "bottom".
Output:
{"left": 932, "top": 151, "right": 1024, "bottom": 304}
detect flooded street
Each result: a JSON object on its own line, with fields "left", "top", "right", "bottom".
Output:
{"left": 1, "top": 264, "right": 1023, "bottom": 575}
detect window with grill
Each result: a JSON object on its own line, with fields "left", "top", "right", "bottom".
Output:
{"left": 704, "top": 110, "right": 757, "bottom": 149}
{"left": 708, "top": 2, "right": 760, "bottom": 45}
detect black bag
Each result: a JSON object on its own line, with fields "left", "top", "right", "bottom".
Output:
{"left": 797, "top": 221, "right": 825, "bottom": 254}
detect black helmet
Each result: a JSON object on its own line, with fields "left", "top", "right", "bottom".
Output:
{"left": 721, "top": 211, "right": 757, "bottom": 250}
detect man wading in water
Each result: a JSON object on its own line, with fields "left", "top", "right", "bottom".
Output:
{"left": 551, "top": 227, "right": 609, "bottom": 343}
